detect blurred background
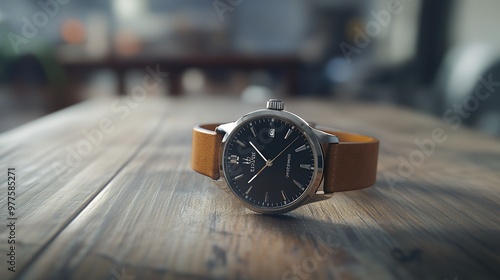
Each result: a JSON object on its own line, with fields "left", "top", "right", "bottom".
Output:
{"left": 0, "top": 0, "right": 499, "bottom": 135}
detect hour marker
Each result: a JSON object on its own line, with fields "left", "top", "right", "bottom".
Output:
{"left": 234, "top": 174, "right": 243, "bottom": 180}
{"left": 245, "top": 186, "right": 253, "bottom": 194}
{"left": 300, "top": 164, "right": 313, "bottom": 170}
{"left": 281, "top": 190, "right": 287, "bottom": 201}
{"left": 250, "top": 126, "right": 257, "bottom": 137}
{"left": 295, "top": 144, "right": 307, "bottom": 153}
{"left": 230, "top": 155, "right": 239, "bottom": 164}
{"left": 284, "top": 128, "right": 292, "bottom": 139}
{"left": 236, "top": 140, "right": 246, "bottom": 147}
{"left": 264, "top": 192, "right": 269, "bottom": 203}
{"left": 293, "top": 179, "right": 303, "bottom": 189}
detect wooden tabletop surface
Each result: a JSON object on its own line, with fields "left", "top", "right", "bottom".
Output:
{"left": 0, "top": 97, "right": 499, "bottom": 280}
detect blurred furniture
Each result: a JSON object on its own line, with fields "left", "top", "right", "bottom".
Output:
{"left": 1, "top": 98, "right": 499, "bottom": 279}
{"left": 415, "top": 0, "right": 454, "bottom": 85}
{"left": 61, "top": 55, "right": 300, "bottom": 96}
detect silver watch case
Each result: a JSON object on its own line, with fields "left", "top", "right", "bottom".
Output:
{"left": 214, "top": 108, "right": 339, "bottom": 214}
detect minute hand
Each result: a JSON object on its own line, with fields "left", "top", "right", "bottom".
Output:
{"left": 269, "top": 136, "right": 300, "bottom": 163}
{"left": 249, "top": 141, "right": 268, "bottom": 162}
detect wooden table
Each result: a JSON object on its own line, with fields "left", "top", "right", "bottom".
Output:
{"left": 1, "top": 97, "right": 499, "bottom": 280}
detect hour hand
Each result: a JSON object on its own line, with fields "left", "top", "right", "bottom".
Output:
{"left": 249, "top": 141, "right": 268, "bottom": 162}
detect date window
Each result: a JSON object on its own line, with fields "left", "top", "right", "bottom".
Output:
{"left": 269, "top": 128, "right": 275, "bottom": 138}
{"left": 230, "top": 155, "right": 239, "bottom": 164}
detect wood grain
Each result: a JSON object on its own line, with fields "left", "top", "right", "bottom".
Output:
{"left": 1, "top": 97, "right": 499, "bottom": 280}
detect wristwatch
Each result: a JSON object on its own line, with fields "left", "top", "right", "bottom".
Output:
{"left": 191, "top": 99, "right": 379, "bottom": 214}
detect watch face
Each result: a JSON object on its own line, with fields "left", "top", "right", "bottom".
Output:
{"left": 222, "top": 115, "right": 318, "bottom": 211}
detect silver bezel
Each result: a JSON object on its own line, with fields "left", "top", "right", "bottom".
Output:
{"left": 218, "top": 109, "right": 325, "bottom": 214}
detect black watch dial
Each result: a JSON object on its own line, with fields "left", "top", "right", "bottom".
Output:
{"left": 222, "top": 116, "right": 316, "bottom": 209}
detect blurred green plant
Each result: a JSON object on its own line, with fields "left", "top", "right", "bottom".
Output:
{"left": 1, "top": 24, "right": 69, "bottom": 110}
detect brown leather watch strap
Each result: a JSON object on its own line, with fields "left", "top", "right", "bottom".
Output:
{"left": 192, "top": 123, "right": 379, "bottom": 192}
{"left": 314, "top": 126, "right": 379, "bottom": 193}
{"left": 191, "top": 124, "right": 223, "bottom": 179}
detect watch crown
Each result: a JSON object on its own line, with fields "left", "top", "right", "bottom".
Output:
{"left": 266, "top": 99, "right": 284, "bottom": 111}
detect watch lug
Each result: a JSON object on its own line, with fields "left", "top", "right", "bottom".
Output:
{"left": 216, "top": 121, "right": 236, "bottom": 135}
{"left": 213, "top": 179, "right": 231, "bottom": 193}
{"left": 312, "top": 127, "right": 339, "bottom": 144}
{"left": 305, "top": 192, "right": 334, "bottom": 205}
{"left": 304, "top": 179, "right": 333, "bottom": 205}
